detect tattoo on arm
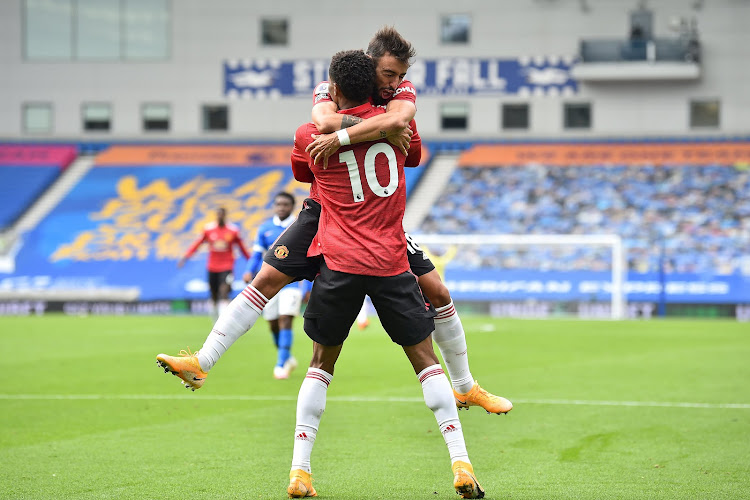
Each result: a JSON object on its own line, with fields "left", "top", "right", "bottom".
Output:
{"left": 379, "top": 131, "right": 387, "bottom": 138}
{"left": 341, "top": 115, "right": 363, "bottom": 129}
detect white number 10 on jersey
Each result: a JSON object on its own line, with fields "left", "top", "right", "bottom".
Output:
{"left": 339, "top": 143, "right": 399, "bottom": 203}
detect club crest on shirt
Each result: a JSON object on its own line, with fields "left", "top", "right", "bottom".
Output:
{"left": 274, "top": 245, "right": 289, "bottom": 259}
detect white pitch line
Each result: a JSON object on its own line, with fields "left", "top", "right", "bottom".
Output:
{"left": 0, "top": 394, "right": 748, "bottom": 409}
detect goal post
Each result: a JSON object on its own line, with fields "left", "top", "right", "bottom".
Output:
{"left": 411, "top": 233, "right": 627, "bottom": 320}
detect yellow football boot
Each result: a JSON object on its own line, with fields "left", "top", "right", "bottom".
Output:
{"left": 454, "top": 381, "right": 513, "bottom": 414}
{"left": 452, "top": 461, "right": 485, "bottom": 499}
{"left": 287, "top": 469, "right": 317, "bottom": 498}
{"left": 156, "top": 349, "right": 208, "bottom": 391}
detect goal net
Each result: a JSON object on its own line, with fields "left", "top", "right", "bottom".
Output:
{"left": 411, "top": 233, "right": 627, "bottom": 320}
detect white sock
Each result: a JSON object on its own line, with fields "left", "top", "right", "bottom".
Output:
{"left": 418, "top": 364, "right": 470, "bottom": 465}
{"left": 197, "top": 285, "right": 268, "bottom": 371}
{"left": 433, "top": 302, "right": 474, "bottom": 394}
{"left": 218, "top": 299, "right": 229, "bottom": 315}
{"left": 357, "top": 299, "right": 368, "bottom": 326}
{"left": 291, "top": 368, "right": 332, "bottom": 473}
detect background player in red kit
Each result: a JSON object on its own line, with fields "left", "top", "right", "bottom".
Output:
{"left": 178, "top": 207, "right": 250, "bottom": 320}
{"left": 286, "top": 50, "right": 485, "bottom": 500}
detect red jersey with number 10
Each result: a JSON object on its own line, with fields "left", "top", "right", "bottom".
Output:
{"left": 291, "top": 103, "right": 419, "bottom": 277}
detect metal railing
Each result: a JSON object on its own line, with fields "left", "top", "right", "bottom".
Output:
{"left": 580, "top": 37, "right": 700, "bottom": 63}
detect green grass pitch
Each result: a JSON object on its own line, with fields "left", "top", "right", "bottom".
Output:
{"left": 1, "top": 313, "right": 749, "bottom": 499}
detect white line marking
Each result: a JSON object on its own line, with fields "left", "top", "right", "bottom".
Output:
{"left": 0, "top": 394, "right": 748, "bottom": 409}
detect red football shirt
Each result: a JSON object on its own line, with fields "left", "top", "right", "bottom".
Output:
{"left": 291, "top": 116, "right": 422, "bottom": 202}
{"left": 182, "top": 222, "right": 250, "bottom": 273}
{"left": 291, "top": 103, "right": 420, "bottom": 277}
{"left": 313, "top": 79, "right": 417, "bottom": 108}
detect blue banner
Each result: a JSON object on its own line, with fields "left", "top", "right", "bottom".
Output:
{"left": 224, "top": 56, "right": 577, "bottom": 98}
{"left": 0, "top": 165, "right": 311, "bottom": 300}
{"left": 442, "top": 269, "right": 750, "bottom": 304}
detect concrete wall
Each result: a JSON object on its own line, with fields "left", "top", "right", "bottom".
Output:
{"left": 2, "top": 0, "right": 748, "bottom": 139}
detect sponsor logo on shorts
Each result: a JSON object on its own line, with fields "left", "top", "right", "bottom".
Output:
{"left": 274, "top": 245, "right": 290, "bottom": 259}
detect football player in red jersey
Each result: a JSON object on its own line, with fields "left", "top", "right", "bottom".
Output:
{"left": 157, "top": 27, "right": 510, "bottom": 423}
{"left": 286, "top": 49, "right": 485, "bottom": 500}
{"left": 306, "top": 26, "right": 512, "bottom": 416}
{"left": 178, "top": 207, "right": 250, "bottom": 319}
{"left": 307, "top": 25, "right": 417, "bottom": 169}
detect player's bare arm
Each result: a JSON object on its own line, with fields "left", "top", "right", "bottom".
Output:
{"left": 306, "top": 101, "right": 416, "bottom": 167}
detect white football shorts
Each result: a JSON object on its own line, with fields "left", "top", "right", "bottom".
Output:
{"left": 262, "top": 286, "right": 303, "bottom": 321}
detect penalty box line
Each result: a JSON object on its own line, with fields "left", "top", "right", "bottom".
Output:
{"left": 0, "top": 393, "right": 749, "bottom": 409}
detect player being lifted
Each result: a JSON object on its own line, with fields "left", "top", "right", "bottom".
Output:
{"left": 286, "top": 49, "right": 484, "bottom": 499}
{"left": 157, "top": 27, "right": 511, "bottom": 417}
{"left": 177, "top": 207, "right": 249, "bottom": 321}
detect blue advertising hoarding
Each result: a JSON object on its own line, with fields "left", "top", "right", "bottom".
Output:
{"left": 224, "top": 56, "right": 578, "bottom": 98}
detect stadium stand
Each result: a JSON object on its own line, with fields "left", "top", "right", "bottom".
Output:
{"left": 418, "top": 144, "right": 750, "bottom": 277}
{"left": 1, "top": 145, "right": 314, "bottom": 300}
{"left": 0, "top": 145, "right": 76, "bottom": 230}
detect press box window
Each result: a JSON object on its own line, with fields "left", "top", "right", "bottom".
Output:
{"left": 502, "top": 103, "right": 529, "bottom": 130}
{"left": 142, "top": 103, "right": 170, "bottom": 131}
{"left": 203, "top": 105, "right": 229, "bottom": 132}
{"left": 441, "top": 14, "right": 471, "bottom": 44}
{"left": 82, "top": 103, "right": 112, "bottom": 131}
{"left": 690, "top": 99, "right": 719, "bottom": 128}
{"left": 441, "top": 102, "right": 469, "bottom": 130}
{"left": 23, "top": 103, "right": 53, "bottom": 133}
{"left": 564, "top": 102, "right": 592, "bottom": 129}
{"left": 261, "top": 18, "right": 288, "bottom": 46}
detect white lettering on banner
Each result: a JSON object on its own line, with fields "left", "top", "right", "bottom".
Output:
{"left": 453, "top": 59, "right": 471, "bottom": 88}
{"left": 490, "top": 301, "right": 552, "bottom": 318}
{"left": 433, "top": 58, "right": 508, "bottom": 92}
{"left": 447, "top": 278, "right": 731, "bottom": 297}
{"left": 435, "top": 59, "right": 452, "bottom": 88}
{"left": 487, "top": 60, "right": 507, "bottom": 89}
{"left": 471, "top": 62, "right": 485, "bottom": 89}
{"left": 489, "top": 301, "right": 660, "bottom": 320}
{"left": 446, "top": 279, "right": 574, "bottom": 294}
{"left": 546, "top": 281, "right": 572, "bottom": 293}
{"left": 0, "top": 301, "right": 46, "bottom": 316}
{"left": 293, "top": 60, "right": 328, "bottom": 93}
{"left": 407, "top": 60, "right": 426, "bottom": 88}
{"left": 293, "top": 61, "right": 311, "bottom": 92}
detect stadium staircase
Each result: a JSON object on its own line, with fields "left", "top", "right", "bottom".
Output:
{"left": 403, "top": 151, "right": 461, "bottom": 232}
{"left": 0, "top": 154, "right": 95, "bottom": 272}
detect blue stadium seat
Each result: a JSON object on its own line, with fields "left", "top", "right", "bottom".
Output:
{"left": 0, "top": 166, "right": 61, "bottom": 229}
{"left": 419, "top": 164, "right": 750, "bottom": 276}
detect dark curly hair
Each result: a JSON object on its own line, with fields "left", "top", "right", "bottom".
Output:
{"left": 366, "top": 26, "right": 415, "bottom": 66}
{"left": 328, "top": 50, "right": 376, "bottom": 104}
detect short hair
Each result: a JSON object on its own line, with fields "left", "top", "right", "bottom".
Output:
{"left": 328, "top": 50, "right": 376, "bottom": 103}
{"left": 366, "top": 26, "right": 415, "bottom": 66}
{"left": 274, "top": 191, "right": 295, "bottom": 205}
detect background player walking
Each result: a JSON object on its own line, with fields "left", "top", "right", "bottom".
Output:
{"left": 178, "top": 207, "right": 249, "bottom": 320}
